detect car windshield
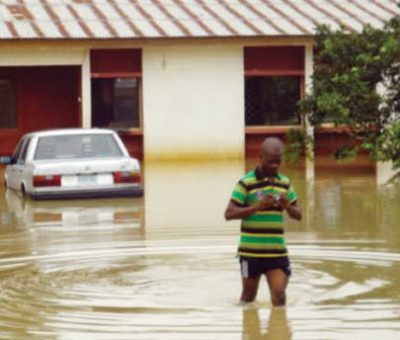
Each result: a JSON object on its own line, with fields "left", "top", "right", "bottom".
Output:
{"left": 34, "top": 134, "right": 123, "bottom": 160}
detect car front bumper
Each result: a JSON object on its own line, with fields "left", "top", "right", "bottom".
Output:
{"left": 29, "top": 186, "right": 144, "bottom": 200}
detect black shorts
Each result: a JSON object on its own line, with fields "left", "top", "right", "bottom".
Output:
{"left": 239, "top": 257, "right": 291, "bottom": 278}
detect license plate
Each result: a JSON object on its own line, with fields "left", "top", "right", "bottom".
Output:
{"left": 77, "top": 175, "right": 97, "bottom": 185}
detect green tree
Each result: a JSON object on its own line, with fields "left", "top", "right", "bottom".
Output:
{"left": 300, "top": 11, "right": 400, "bottom": 168}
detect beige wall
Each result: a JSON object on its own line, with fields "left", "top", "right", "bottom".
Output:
{"left": 0, "top": 48, "right": 85, "bottom": 66}
{"left": 142, "top": 44, "right": 244, "bottom": 160}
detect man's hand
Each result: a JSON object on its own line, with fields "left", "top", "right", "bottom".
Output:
{"left": 255, "top": 194, "right": 276, "bottom": 210}
{"left": 278, "top": 193, "right": 290, "bottom": 209}
{"left": 256, "top": 193, "right": 290, "bottom": 210}
{"left": 278, "top": 193, "right": 302, "bottom": 220}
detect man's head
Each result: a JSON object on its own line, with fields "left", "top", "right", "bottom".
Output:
{"left": 260, "top": 137, "right": 284, "bottom": 177}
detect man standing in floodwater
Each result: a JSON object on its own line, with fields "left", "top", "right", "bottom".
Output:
{"left": 224, "top": 137, "right": 302, "bottom": 306}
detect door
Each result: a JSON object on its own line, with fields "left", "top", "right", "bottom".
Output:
{"left": 7, "top": 137, "right": 30, "bottom": 191}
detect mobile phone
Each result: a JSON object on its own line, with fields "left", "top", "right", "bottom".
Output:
{"left": 256, "top": 191, "right": 265, "bottom": 200}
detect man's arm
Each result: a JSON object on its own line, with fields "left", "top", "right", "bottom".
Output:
{"left": 224, "top": 201, "right": 258, "bottom": 220}
{"left": 279, "top": 194, "right": 302, "bottom": 221}
{"left": 284, "top": 204, "right": 302, "bottom": 221}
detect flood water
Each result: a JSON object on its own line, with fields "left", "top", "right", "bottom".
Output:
{"left": 0, "top": 160, "right": 400, "bottom": 339}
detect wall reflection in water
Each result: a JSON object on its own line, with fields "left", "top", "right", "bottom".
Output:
{"left": 3, "top": 161, "right": 398, "bottom": 241}
{"left": 276, "top": 165, "right": 400, "bottom": 244}
{"left": 144, "top": 160, "right": 243, "bottom": 230}
{"left": 311, "top": 168, "right": 400, "bottom": 247}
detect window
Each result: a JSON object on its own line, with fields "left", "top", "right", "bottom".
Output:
{"left": 245, "top": 77, "right": 301, "bottom": 126}
{"left": 12, "top": 138, "right": 25, "bottom": 160}
{"left": 18, "top": 138, "right": 31, "bottom": 164}
{"left": 0, "top": 79, "right": 16, "bottom": 128}
{"left": 90, "top": 49, "right": 142, "bottom": 131}
{"left": 91, "top": 78, "right": 140, "bottom": 129}
{"left": 13, "top": 137, "right": 31, "bottom": 165}
{"left": 244, "top": 46, "right": 304, "bottom": 127}
{"left": 35, "top": 134, "right": 123, "bottom": 160}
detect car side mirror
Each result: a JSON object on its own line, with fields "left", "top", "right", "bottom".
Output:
{"left": 0, "top": 156, "right": 15, "bottom": 165}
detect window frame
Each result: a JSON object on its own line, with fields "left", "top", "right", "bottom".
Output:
{"left": 90, "top": 74, "right": 143, "bottom": 134}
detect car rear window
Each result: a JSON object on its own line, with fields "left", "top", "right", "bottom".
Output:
{"left": 34, "top": 134, "right": 124, "bottom": 160}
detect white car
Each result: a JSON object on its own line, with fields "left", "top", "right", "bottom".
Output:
{"left": 1, "top": 128, "right": 143, "bottom": 200}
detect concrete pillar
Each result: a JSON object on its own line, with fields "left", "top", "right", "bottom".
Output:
{"left": 303, "top": 44, "right": 315, "bottom": 230}
{"left": 304, "top": 44, "right": 315, "bottom": 182}
{"left": 80, "top": 51, "right": 91, "bottom": 128}
{"left": 376, "top": 161, "right": 397, "bottom": 185}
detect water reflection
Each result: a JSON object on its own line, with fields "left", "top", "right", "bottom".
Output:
{"left": 313, "top": 171, "right": 379, "bottom": 232}
{"left": 3, "top": 189, "right": 144, "bottom": 229}
{"left": 0, "top": 161, "right": 399, "bottom": 339}
{"left": 144, "top": 160, "right": 243, "bottom": 231}
{"left": 242, "top": 307, "right": 292, "bottom": 340}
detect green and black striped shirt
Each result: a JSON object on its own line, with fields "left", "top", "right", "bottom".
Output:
{"left": 231, "top": 167, "right": 297, "bottom": 259}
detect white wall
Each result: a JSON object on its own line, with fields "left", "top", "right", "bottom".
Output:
{"left": 143, "top": 44, "right": 244, "bottom": 160}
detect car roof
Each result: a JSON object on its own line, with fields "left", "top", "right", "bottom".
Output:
{"left": 24, "top": 128, "right": 117, "bottom": 138}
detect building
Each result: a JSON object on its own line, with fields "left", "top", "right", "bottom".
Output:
{"left": 0, "top": 0, "right": 399, "bottom": 166}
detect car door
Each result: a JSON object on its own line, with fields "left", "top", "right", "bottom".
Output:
{"left": 8, "top": 137, "right": 31, "bottom": 192}
{"left": 6, "top": 138, "right": 24, "bottom": 189}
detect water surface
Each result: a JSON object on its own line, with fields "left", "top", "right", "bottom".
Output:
{"left": 0, "top": 161, "right": 399, "bottom": 339}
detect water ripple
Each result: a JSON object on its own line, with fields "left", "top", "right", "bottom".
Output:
{"left": 0, "top": 238, "right": 399, "bottom": 339}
